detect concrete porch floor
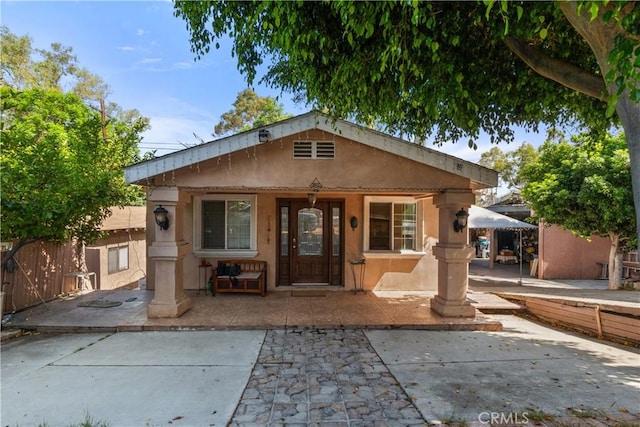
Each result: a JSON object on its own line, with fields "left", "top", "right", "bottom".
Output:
{"left": 2, "top": 288, "right": 506, "bottom": 334}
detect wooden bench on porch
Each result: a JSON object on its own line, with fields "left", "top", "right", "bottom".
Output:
{"left": 214, "top": 260, "right": 267, "bottom": 296}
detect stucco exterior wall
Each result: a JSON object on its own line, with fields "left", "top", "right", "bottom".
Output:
{"left": 367, "top": 199, "right": 439, "bottom": 291}
{"left": 166, "top": 130, "right": 471, "bottom": 192}
{"left": 168, "top": 191, "right": 440, "bottom": 292}
{"left": 86, "top": 229, "right": 146, "bottom": 290}
{"left": 538, "top": 224, "right": 610, "bottom": 280}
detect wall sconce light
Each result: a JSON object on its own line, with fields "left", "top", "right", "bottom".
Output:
{"left": 307, "top": 177, "right": 322, "bottom": 208}
{"left": 258, "top": 129, "right": 271, "bottom": 143}
{"left": 453, "top": 208, "right": 469, "bottom": 233}
{"left": 350, "top": 216, "right": 358, "bottom": 230}
{"left": 153, "top": 205, "right": 170, "bottom": 230}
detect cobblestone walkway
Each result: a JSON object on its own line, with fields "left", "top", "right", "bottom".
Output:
{"left": 229, "top": 328, "right": 426, "bottom": 426}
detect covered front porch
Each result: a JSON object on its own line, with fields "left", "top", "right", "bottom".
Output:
{"left": 125, "top": 112, "right": 500, "bottom": 321}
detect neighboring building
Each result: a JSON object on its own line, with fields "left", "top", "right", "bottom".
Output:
{"left": 486, "top": 192, "right": 611, "bottom": 280}
{"left": 125, "top": 112, "right": 498, "bottom": 318}
{"left": 537, "top": 224, "right": 610, "bottom": 280}
{"left": 485, "top": 192, "right": 537, "bottom": 259}
{"left": 1, "top": 206, "right": 147, "bottom": 314}
{"left": 86, "top": 206, "right": 147, "bottom": 290}
{"left": 486, "top": 191, "right": 531, "bottom": 221}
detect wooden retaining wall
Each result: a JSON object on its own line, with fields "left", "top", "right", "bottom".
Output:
{"left": 524, "top": 297, "right": 640, "bottom": 345}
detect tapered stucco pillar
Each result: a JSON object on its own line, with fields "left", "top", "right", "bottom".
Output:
{"left": 147, "top": 187, "right": 191, "bottom": 318}
{"left": 431, "top": 190, "right": 476, "bottom": 317}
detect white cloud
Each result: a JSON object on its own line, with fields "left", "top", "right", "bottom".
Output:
{"left": 117, "top": 46, "right": 135, "bottom": 52}
{"left": 142, "top": 61, "right": 197, "bottom": 72}
{"left": 137, "top": 28, "right": 146, "bottom": 37}
{"left": 172, "top": 62, "right": 192, "bottom": 70}
{"left": 139, "top": 57, "right": 162, "bottom": 65}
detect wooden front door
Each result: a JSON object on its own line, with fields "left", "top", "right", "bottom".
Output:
{"left": 277, "top": 199, "right": 344, "bottom": 286}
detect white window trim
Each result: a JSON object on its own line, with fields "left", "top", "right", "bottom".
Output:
{"left": 193, "top": 194, "right": 258, "bottom": 258}
{"left": 363, "top": 196, "right": 424, "bottom": 255}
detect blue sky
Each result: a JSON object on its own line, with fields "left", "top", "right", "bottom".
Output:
{"left": 2, "top": 0, "right": 545, "bottom": 161}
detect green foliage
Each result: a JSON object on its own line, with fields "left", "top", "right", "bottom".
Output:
{"left": 581, "top": 1, "right": 640, "bottom": 114}
{"left": 213, "top": 88, "right": 292, "bottom": 136}
{"left": 0, "top": 26, "right": 147, "bottom": 132}
{"left": 173, "top": 1, "right": 629, "bottom": 144}
{"left": 485, "top": 1, "right": 640, "bottom": 117}
{"left": 522, "top": 132, "right": 636, "bottom": 249}
{"left": 0, "top": 26, "right": 34, "bottom": 89}
{"left": 1, "top": 26, "right": 107, "bottom": 102}
{"left": 479, "top": 143, "right": 539, "bottom": 190}
{"left": 0, "top": 27, "right": 150, "bottom": 261}
{"left": 0, "top": 88, "right": 146, "bottom": 246}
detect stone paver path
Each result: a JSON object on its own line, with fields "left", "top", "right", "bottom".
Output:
{"left": 230, "top": 328, "right": 426, "bottom": 426}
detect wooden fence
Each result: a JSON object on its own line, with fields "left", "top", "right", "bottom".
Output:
{"left": 1, "top": 240, "right": 79, "bottom": 315}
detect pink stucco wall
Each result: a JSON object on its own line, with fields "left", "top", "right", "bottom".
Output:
{"left": 538, "top": 224, "right": 610, "bottom": 280}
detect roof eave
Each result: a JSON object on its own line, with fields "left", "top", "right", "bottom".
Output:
{"left": 125, "top": 111, "right": 498, "bottom": 188}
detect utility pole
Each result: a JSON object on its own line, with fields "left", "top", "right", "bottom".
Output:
{"left": 100, "top": 98, "right": 107, "bottom": 141}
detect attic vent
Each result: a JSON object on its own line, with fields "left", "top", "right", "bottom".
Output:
{"left": 293, "top": 141, "right": 335, "bottom": 159}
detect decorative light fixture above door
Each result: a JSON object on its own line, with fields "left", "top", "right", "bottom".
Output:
{"left": 307, "top": 177, "right": 323, "bottom": 208}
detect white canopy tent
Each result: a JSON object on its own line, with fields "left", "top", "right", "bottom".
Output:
{"left": 468, "top": 205, "right": 537, "bottom": 230}
{"left": 468, "top": 205, "right": 537, "bottom": 283}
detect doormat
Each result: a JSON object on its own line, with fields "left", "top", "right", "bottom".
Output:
{"left": 78, "top": 300, "right": 123, "bottom": 308}
{"left": 290, "top": 290, "right": 326, "bottom": 297}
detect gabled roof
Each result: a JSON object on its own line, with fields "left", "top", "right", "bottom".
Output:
{"left": 125, "top": 111, "right": 498, "bottom": 187}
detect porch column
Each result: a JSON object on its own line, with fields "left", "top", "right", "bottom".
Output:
{"left": 147, "top": 187, "right": 191, "bottom": 318}
{"left": 431, "top": 190, "right": 476, "bottom": 317}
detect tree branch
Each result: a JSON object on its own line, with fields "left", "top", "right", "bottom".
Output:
{"left": 504, "top": 36, "right": 607, "bottom": 101}
{"left": 1, "top": 237, "right": 37, "bottom": 271}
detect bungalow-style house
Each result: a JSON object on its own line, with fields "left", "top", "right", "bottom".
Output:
{"left": 124, "top": 112, "right": 498, "bottom": 318}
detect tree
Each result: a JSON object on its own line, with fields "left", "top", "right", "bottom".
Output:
{"left": 0, "top": 27, "right": 151, "bottom": 272}
{"left": 213, "top": 88, "right": 292, "bottom": 136}
{"left": 0, "top": 88, "right": 148, "bottom": 270}
{"left": 479, "top": 143, "right": 539, "bottom": 191}
{"left": 522, "top": 133, "right": 635, "bottom": 289}
{"left": 477, "top": 147, "right": 508, "bottom": 205}
{"left": 0, "top": 26, "right": 139, "bottom": 125}
{"left": 173, "top": 1, "right": 640, "bottom": 245}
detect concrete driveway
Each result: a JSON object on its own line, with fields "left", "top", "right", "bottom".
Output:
{"left": 2, "top": 315, "right": 639, "bottom": 426}
{"left": 1, "top": 331, "right": 265, "bottom": 427}
{"left": 369, "top": 315, "right": 640, "bottom": 425}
